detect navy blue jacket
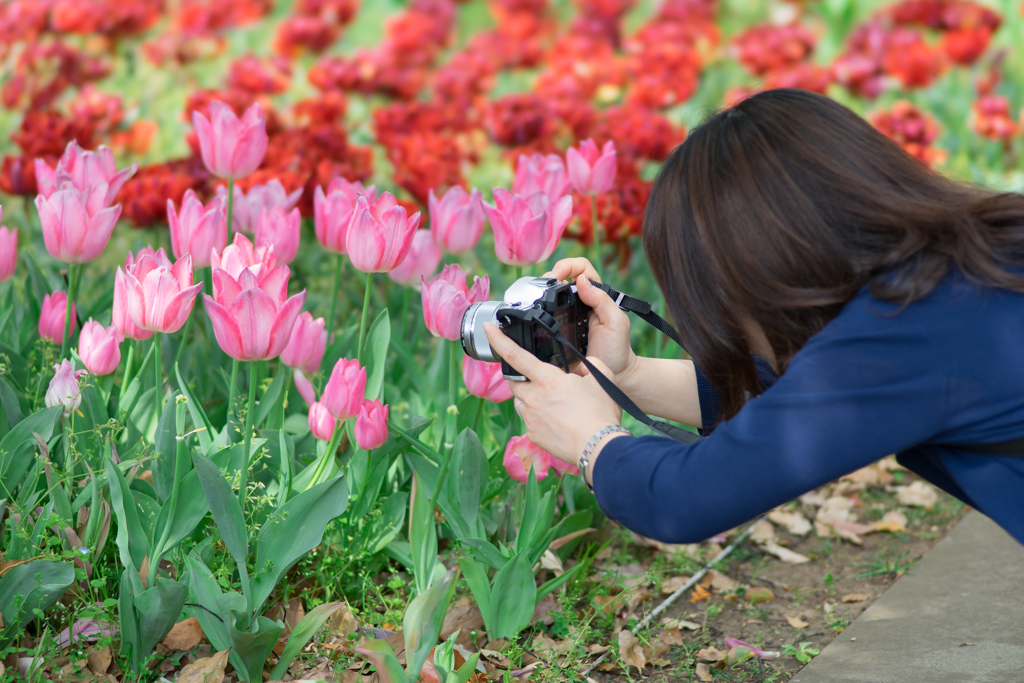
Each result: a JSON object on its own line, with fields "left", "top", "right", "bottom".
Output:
{"left": 592, "top": 271, "right": 1024, "bottom": 545}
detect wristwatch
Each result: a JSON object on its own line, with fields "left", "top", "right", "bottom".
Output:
{"left": 578, "top": 425, "right": 632, "bottom": 491}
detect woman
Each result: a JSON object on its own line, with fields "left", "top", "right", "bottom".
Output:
{"left": 483, "top": 88, "right": 1024, "bottom": 545}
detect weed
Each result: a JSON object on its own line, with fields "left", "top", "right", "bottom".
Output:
{"left": 781, "top": 642, "right": 820, "bottom": 663}
{"left": 853, "top": 551, "right": 915, "bottom": 579}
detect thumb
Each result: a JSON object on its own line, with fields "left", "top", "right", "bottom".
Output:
{"left": 576, "top": 275, "right": 621, "bottom": 325}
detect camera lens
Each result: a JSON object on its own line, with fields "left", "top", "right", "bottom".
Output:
{"left": 460, "top": 301, "right": 503, "bottom": 362}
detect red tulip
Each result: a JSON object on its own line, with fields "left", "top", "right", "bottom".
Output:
{"left": 313, "top": 178, "right": 377, "bottom": 254}
{"left": 513, "top": 153, "right": 571, "bottom": 201}
{"left": 387, "top": 229, "right": 442, "bottom": 287}
{"left": 255, "top": 206, "right": 301, "bottom": 264}
{"left": 168, "top": 189, "right": 227, "bottom": 269}
{"left": 191, "top": 101, "right": 268, "bottom": 180}
{"left": 124, "top": 251, "right": 202, "bottom": 334}
{"left": 322, "top": 357, "right": 366, "bottom": 420}
{"left": 346, "top": 192, "right": 421, "bottom": 273}
{"left": 308, "top": 400, "right": 337, "bottom": 441}
{"left": 281, "top": 311, "right": 327, "bottom": 375}
{"left": 35, "top": 184, "right": 121, "bottom": 264}
{"left": 428, "top": 186, "right": 485, "bottom": 254}
{"left": 204, "top": 265, "right": 306, "bottom": 362}
{"left": 354, "top": 398, "right": 389, "bottom": 450}
{"left": 78, "top": 319, "right": 124, "bottom": 376}
{"left": 462, "top": 356, "right": 513, "bottom": 403}
{"left": 39, "top": 291, "right": 75, "bottom": 344}
{"left": 45, "top": 359, "right": 87, "bottom": 416}
{"left": 503, "top": 435, "right": 552, "bottom": 483}
{"left": 35, "top": 141, "right": 137, "bottom": 207}
{"left": 566, "top": 139, "right": 617, "bottom": 195}
{"left": 421, "top": 264, "right": 490, "bottom": 341}
{"left": 217, "top": 178, "right": 302, "bottom": 235}
{"left": 482, "top": 188, "right": 572, "bottom": 266}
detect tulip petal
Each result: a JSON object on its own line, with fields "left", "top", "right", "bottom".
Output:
{"left": 230, "top": 122, "right": 269, "bottom": 179}
{"left": 566, "top": 147, "right": 591, "bottom": 195}
{"left": 204, "top": 295, "right": 246, "bottom": 360}
{"left": 590, "top": 152, "right": 617, "bottom": 195}
{"left": 294, "top": 369, "right": 317, "bottom": 406}
{"left": 266, "top": 291, "right": 307, "bottom": 360}
{"left": 125, "top": 272, "right": 149, "bottom": 330}
{"left": 230, "top": 288, "right": 277, "bottom": 359}
{"left": 159, "top": 283, "right": 201, "bottom": 333}
{"left": 80, "top": 204, "right": 120, "bottom": 263}
{"left": 192, "top": 111, "right": 217, "bottom": 176}
{"left": 212, "top": 268, "right": 242, "bottom": 307}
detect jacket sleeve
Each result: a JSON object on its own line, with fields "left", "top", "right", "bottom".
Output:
{"left": 695, "top": 356, "right": 779, "bottom": 434}
{"left": 592, "top": 317, "right": 950, "bottom": 543}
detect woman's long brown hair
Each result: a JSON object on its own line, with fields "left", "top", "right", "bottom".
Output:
{"left": 644, "top": 88, "right": 1024, "bottom": 419}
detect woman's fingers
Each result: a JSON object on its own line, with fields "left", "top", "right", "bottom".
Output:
{"left": 544, "top": 257, "right": 602, "bottom": 283}
{"left": 576, "top": 274, "right": 625, "bottom": 327}
{"left": 483, "top": 323, "right": 552, "bottom": 383}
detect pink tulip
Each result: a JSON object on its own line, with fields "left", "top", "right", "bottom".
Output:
{"left": 313, "top": 178, "right": 377, "bottom": 254}
{"left": 503, "top": 435, "right": 552, "bottom": 483}
{"left": 354, "top": 398, "right": 389, "bottom": 451}
{"left": 255, "top": 206, "right": 300, "bottom": 264}
{"left": 566, "top": 139, "right": 617, "bottom": 195}
{"left": 513, "top": 153, "right": 571, "bottom": 200}
{"left": 346, "top": 192, "right": 421, "bottom": 273}
{"left": 0, "top": 222, "right": 16, "bottom": 283}
{"left": 308, "top": 400, "right": 337, "bottom": 441}
{"left": 124, "top": 251, "right": 202, "bottom": 334}
{"left": 462, "top": 356, "right": 513, "bottom": 403}
{"left": 387, "top": 230, "right": 442, "bottom": 287}
{"left": 168, "top": 190, "right": 227, "bottom": 268}
{"left": 35, "top": 185, "right": 121, "bottom": 264}
{"left": 78, "top": 319, "right": 124, "bottom": 376}
{"left": 482, "top": 188, "right": 572, "bottom": 266}
{"left": 35, "top": 141, "right": 138, "bottom": 207}
{"left": 39, "top": 291, "right": 76, "bottom": 344}
{"left": 421, "top": 264, "right": 489, "bottom": 342}
{"left": 113, "top": 266, "right": 154, "bottom": 342}
{"left": 191, "top": 101, "right": 268, "bottom": 180}
{"left": 281, "top": 311, "right": 326, "bottom": 374}
{"left": 428, "top": 186, "right": 485, "bottom": 254}
{"left": 204, "top": 265, "right": 306, "bottom": 362}
{"left": 45, "top": 359, "right": 87, "bottom": 416}
{"left": 294, "top": 369, "right": 317, "bottom": 406}
{"left": 211, "top": 233, "right": 278, "bottom": 285}
{"left": 322, "top": 357, "right": 366, "bottom": 420}
{"left": 549, "top": 456, "right": 580, "bottom": 477}
{"left": 724, "top": 638, "right": 778, "bottom": 659}
{"left": 217, "top": 179, "right": 302, "bottom": 235}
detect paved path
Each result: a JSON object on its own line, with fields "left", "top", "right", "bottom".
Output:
{"left": 791, "top": 511, "right": 1024, "bottom": 683}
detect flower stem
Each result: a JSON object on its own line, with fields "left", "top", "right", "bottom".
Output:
{"left": 60, "top": 263, "right": 77, "bottom": 360}
{"left": 357, "top": 270, "right": 373, "bottom": 360}
{"left": 150, "top": 399, "right": 188, "bottom": 588}
{"left": 307, "top": 421, "right": 343, "bottom": 490}
{"left": 228, "top": 358, "right": 239, "bottom": 420}
{"left": 431, "top": 340, "right": 460, "bottom": 513}
{"left": 226, "top": 177, "right": 235, "bottom": 243}
{"left": 240, "top": 361, "right": 257, "bottom": 511}
{"left": 279, "top": 365, "right": 290, "bottom": 427}
{"left": 448, "top": 338, "right": 458, "bottom": 413}
{"left": 589, "top": 194, "right": 601, "bottom": 268}
{"left": 328, "top": 253, "right": 343, "bottom": 341}
{"left": 172, "top": 310, "right": 194, "bottom": 381}
{"left": 119, "top": 340, "right": 136, "bottom": 405}
{"left": 153, "top": 333, "right": 163, "bottom": 429}
{"left": 514, "top": 266, "right": 523, "bottom": 281}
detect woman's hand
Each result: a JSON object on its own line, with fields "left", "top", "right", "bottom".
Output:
{"left": 484, "top": 322, "right": 622, "bottom": 467}
{"left": 545, "top": 258, "right": 639, "bottom": 390}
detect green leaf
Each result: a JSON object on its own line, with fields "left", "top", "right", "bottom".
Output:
{"left": 269, "top": 602, "right": 347, "bottom": 680}
{"left": 106, "top": 458, "right": 148, "bottom": 570}
{"left": 515, "top": 465, "right": 541, "bottom": 556}
{"left": 369, "top": 490, "right": 408, "bottom": 554}
{"left": 192, "top": 452, "right": 249, "bottom": 579}
{"left": 183, "top": 556, "right": 232, "bottom": 652}
{"left": 446, "top": 430, "right": 487, "bottom": 534}
{"left": 229, "top": 614, "right": 283, "bottom": 683}
{"left": 404, "top": 566, "right": 459, "bottom": 683}
{"left": 0, "top": 405, "right": 61, "bottom": 498}
{"left": 456, "top": 556, "right": 492, "bottom": 632}
{"left": 409, "top": 473, "right": 437, "bottom": 595}
{"left": 355, "top": 639, "right": 408, "bottom": 683}
{"left": 452, "top": 653, "right": 482, "bottom": 683}
{"left": 150, "top": 468, "right": 209, "bottom": 559}
{"left": 176, "top": 363, "right": 214, "bottom": 452}
{"left": 459, "top": 538, "right": 507, "bottom": 570}
{"left": 350, "top": 449, "right": 390, "bottom": 520}
{"left": 151, "top": 393, "right": 180, "bottom": 503}
{"left": 251, "top": 475, "right": 349, "bottom": 614}
{"left": 133, "top": 578, "right": 188, "bottom": 667}
{"left": 0, "top": 560, "right": 74, "bottom": 631}
{"left": 536, "top": 560, "right": 586, "bottom": 603}
{"left": 118, "top": 568, "right": 142, "bottom": 663}
{"left": 0, "top": 376, "right": 24, "bottom": 429}
{"left": 488, "top": 553, "right": 536, "bottom": 640}
{"left": 254, "top": 371, "right": 286, "bottom": 429}
{"left": 365, "top": 309, "right": 391, "bottom": 401}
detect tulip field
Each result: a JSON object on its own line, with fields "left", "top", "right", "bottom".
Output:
{"left": 0, "top": 0, "right": 1017, "bottom": 680}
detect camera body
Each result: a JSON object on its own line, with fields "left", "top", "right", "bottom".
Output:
{"left": 461, "top": 277, "right": 590, "bottom": 381}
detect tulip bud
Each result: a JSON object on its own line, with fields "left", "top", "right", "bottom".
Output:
{"left": 308, "top": 401, "right": 338, "bottom": 441}
{"left": 191, "top": 101, "right": 268, "bottom": 180}
{"left": 346, "top": 192, "right": 421, "bottom": 273}
{"left": 35, "top": 185, "right": 121, "bottom": 265}
{"left": 322, "top": 357, "right": 366, "bottom": 420}
{"left": 78, "top": 319, "right": 124, "bottom": 376}
{"left": 0, "top": 223, "right": 17, "bottom": 283}
{"left": 513, "top": 153, "right": 571, "bottom": 200}
{"left": 428, "top": 186, "right": 485, "bottom": 254}
{"left": 168, "top": 189, "right": 227, "bottom": 268}
{"left": 45, "top": 359, "right": 87, "bottom": 416}
{"left": 39, "top": 291, "right": 76, "bottom": 344}
{"left": 566, "top": 139, "right": 617, "bottom": 195}
{"left": 387, "top": 230, "right": 442, "bottom": 288}
{"left": 462, "top": 356, "right": 513, "bottom": 403}
{"left": 255, "top": 206, "right": 301, "bottom": 264}
{"left": 354, "top": 398, "right": 389, "bottom": 451}
{"left": 503, "top": 435, "right": 552, "bottom": 483}
{"left": 35, "top": 141, "right": 137, "bottom": 206}
{"left": 281, "top": 311, "right": 327, "bottom": 374}
{"left": 421, "top": 264, "right": 489, "bottom": 341}
{"left": 314, "top": 178, "right": 377, "bottom": 254}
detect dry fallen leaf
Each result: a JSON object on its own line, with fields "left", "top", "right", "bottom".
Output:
{"left": 841, "top": 593, "right": 871, "bottom": 603}
{"left": 695, "top": 662, "right": 713, "bottom": 681}
{"left": 762, "top": 541, "right": 810, "bottom": 564}
{"left": 658, "top": 628, "right": 684, "bottom": 647}
{"left": 87, "top": 646, "right": 112, "bottom": 675}
{"left": 894, "top": 481, "right": 938, "bottom": 508}
{"left": 441, "top": 603, "right": 484, "bottom": 641}
{"left": 750, "top": 519, "right": 776, "bottom": 543}
{"left": 690, "top": 585, "right": 711, "bottom": 603}
{"left": 327, "top": 602, "right": 360, "bottom": 637}
{"left": 786, "top": 615, "right": 810, "bottom": 629}
{"left": 708, "top": 569, "right": 738, "bottom": 592}
{"left": 178, "top": 649, "right": 230, "bottom": 683}
{"left": 160, "top": 617, "right": 204, "bottom": 652}
{"left": 540, "top": 549, "right": 564, "bottom": 575}
{"left": 697, "top": 646, "right": 725, "bottom": 663}
{"left": 618, "top": 630, "right": 647, "bottom": 672}
{"left": 0, "top": 556, "right": 47, "bottom": 578}
{"left": 871, "top": 510, "right": 908, "bottom": 533}
{"left": 661, "top": 575, "right": 692, "bottom": 594}
{"left": 747, "top": 587, "right": 775, "bottom": 603}
{"left": 768, "top": 509, "right": 813, "bottom": 537}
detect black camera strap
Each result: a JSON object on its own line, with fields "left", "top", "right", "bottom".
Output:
{"left": 498, "top": 301, "right": 701, "bottom": 444}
